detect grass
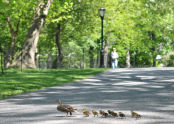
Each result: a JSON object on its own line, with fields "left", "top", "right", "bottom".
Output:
{"left": 0, "top": 68, "right": 107, "bottom": 99}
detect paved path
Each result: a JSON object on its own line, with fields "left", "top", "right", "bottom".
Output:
{"left": 0, "top": 68, "right": 174, "bottom": 124}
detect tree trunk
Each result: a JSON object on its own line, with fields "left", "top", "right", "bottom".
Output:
{"left": 152, "top": 33, "right": 156, "bottom": 67}
{"left": 9, "top": 0, "right": 53, "bottom": 68}
{"left": 153, "top": 56, "right": 156, "bottom": 67}
{"left": 126, "top": 49, "right": 131, "bottom": 68}
{"left": 96, "top": 49, "right": 100, "bottom": 68}
{"left": 152, "top": 47, "right": 156, "bottom": 67}
{"left": 82, "top": 48, "right": 85, "bottom": 68}
{"left": 47, "top": 54, "right": 52, "bottom": 69}
{"left": 133, "top": 51, "right": 137, "bottom": 67}
{"left": 5, "top": 17, "right": 20, "bottom": 68}
{"left": 89, "top": 46, "right": 94, "bottom": 68}
{"left": 35, "top": 54, "right": 39, "bottom": 68}
{"left": 55, "top": 23, "right": 63, "bottom": 68}
{"left": 0, "top": 43, "right": 4, "bottom": 74}
{"left": 104, "top": 31, "right": 111, "bottom": 68}
{"left": 149, "top": 31, "right": 156, "bottom": 67}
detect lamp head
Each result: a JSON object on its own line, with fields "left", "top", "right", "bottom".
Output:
{"left": 98, "top": 7, "right": 105, "bottom": 18}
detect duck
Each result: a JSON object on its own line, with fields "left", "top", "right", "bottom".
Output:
{"left": 119, "top": 112, "right": 126, "bottom": 118}
{"left": 99, "top": 110, "right": 105, "bottom": 117}
{"left": 130, "top": 110, "right": 141, "bottom": 119}
{"left": 92, "top": 109, "right": 98, "bottom": 117}
{"left": 82, "top": 109, "right": 90, "bottom": 117}
{"left": 99, "top": 110, "right": 108, "bottom": 118}
{"left": 108, "top": 110, "right": 118, "bottom": 117}
{"left": 56, "top": 99, "right": 77, "bottom": 117}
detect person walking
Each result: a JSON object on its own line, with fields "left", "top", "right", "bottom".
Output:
{"left": 111, "top": 48, "right": 119, "bottom": 69}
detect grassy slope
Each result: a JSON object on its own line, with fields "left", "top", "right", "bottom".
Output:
{"left": 0, "top": 68, "right": 106, "bottom": 99}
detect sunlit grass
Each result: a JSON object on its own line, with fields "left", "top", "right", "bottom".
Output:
{"left": 0, "top": 68, "right": 107, "bottom": 99}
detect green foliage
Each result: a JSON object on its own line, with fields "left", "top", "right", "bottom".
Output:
{"left": 0, "top": 0, "right": 38, "bottom": 49}
{"left": 1, "top": 0, "right": 174, "bottom": 67}
{"left": 162, "top": 52, "right": 174, "bottom": 67}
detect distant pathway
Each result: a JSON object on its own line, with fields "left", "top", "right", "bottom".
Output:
{"left": 0, "top": 67, "right": 174, "bottom": 124}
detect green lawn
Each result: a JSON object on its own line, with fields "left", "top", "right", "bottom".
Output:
{"left": 0, "top": 68, "right": 106, "bottom": 99}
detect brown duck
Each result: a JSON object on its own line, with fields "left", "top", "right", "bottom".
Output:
{"left": 130, "top": 110, "right": 141, "bottom": 119}
{"left": 92, "top": 109, "right": 98, "bottom": 117}
{"left": 82, "top": 109, "right": 90, "bottom": 117}
{"left": 56, "top": 99, "right": 77, "bottom": 117}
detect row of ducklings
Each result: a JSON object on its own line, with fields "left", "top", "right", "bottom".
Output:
{"left": 56, "top": 99, "right": 141, "bottom": 118}
{"left": 82, "top": 109, "right": 141, "bottom": 119}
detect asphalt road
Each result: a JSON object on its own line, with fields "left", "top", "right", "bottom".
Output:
{"left": 0, "top": 67, "right": 174, "bottom": 124}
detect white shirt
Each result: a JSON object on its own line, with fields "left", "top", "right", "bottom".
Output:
{"left": 111, "top": 51, "right": 118, "bottom": 59}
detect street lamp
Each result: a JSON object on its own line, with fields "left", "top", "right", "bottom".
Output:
{"left": 98, "top": 7, "right": 105, "bottom": 68}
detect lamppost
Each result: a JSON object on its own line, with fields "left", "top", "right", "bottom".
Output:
{"left": 98, "top": 7, "right": 105, "bottom": 68}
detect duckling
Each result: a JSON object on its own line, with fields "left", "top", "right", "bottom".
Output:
{"left": 99, "top": 110, "right": 108, "bottom": 118}
{"left": 104, "top": 112, "right": 109, "bottom": 118}
{"left": 119, "top": 112, "right": 126, "bottom": 118}
{"left": 56, "top": 99, "right": 77, "bottom": 117}
{"left": 135, "top": 114, "right": 141, "bottom": 119}
{"left": 92, "top": 110, "right": 98, "bottom": 117}
{"left": 108, "top": 110, "right": 118, "bottom": 117}
{"left": 82, "top": 109, "right": 90, "bottom": 117}
{"left": 130, "top": 111, "right": 141, "bottom": 119}
{"left": 130, "top": 110, "right": 137, "bottom": 117}
{"left": 99, "top": 110, "right": 105, "bottom": 117}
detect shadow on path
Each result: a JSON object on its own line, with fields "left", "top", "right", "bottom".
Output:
{"left": 0, "top": 68, "right": 174, "bottom": 124}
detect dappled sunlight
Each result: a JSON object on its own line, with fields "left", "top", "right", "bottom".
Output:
{"left": 83, "top": 78, "right": 102, "bottom": 82}
{"left": 53, "top": 86, "right": 80, "bottom": 90}
{"left": 82, "top": 82, "right": 105, "bottom": 86}
{"left": 112, "top": 81, "right": 148, "bottom": 86}
{"left": 156, "top": 92, "right": 174, "bottom": 97}
{"left": 27, "top": 97, "right": 46, "bottom": 100}
{"left": 158, "top": 79, "right": 174, "bottom": 82}
{"left": 144, "top": 85, "right": 164, "bottom": 89}
{"left": 136, "top": 75, "right": 157, "bottom": 80}
{"left": 157, "top": 104, "right": 174, "bottom": 111}
{"left": 120, "top": 72, "right": 133, "bottom": 75}
{"left": 124, "top": 87, "right": 149, "bottom": 92}
{"left": 1, "top": 68, "right": 174, "bottom": 123}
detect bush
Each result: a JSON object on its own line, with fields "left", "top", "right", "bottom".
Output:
{"left": 162, "top": 52, "right": 174, "bottom": 67}
{"left": 168, "top": 54, "right": 174, "bottom": 66}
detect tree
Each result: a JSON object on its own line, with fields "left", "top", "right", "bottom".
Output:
{"left": 10, "top": 0, "right": 53, "bottom": 68}
{"left": 0, "top": 0, "right": 35, "bottom": 67}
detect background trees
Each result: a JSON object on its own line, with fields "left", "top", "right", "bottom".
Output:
{"left": 0, "top": 0, "right": 174, "bottom": 69}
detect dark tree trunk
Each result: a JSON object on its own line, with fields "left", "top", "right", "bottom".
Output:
{"left": 96, "top": 49, "right": 100, "bottom": 68}
{"left": 5, "top": 17, "right": 20, "bottom": 67}
{"left": 9, "top": 0, "right": 53, "bottom": 68}
{"left": 0, "top": 43, "right": 4, "bottom": 74}
{"left": 126, "top": 49, "right": 131, "bottom": 68}
{"left": 149, "top": 31, "right": 156, "bottom": 67}
{"left": 55, "top": 23, "right": 63, "bottom": 68}
{"left": 89, "top": 46, "right": 94, "bottom": 68}
{"left": 152, "top": 47, "right": 156, "bottom": 67}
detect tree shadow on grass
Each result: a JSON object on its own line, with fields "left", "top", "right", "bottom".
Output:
{"left": 0, "top": 68, "right": 174, "bottom": 124}
{"left": 0, "top": 69, "right": 105, "bottom": 99}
